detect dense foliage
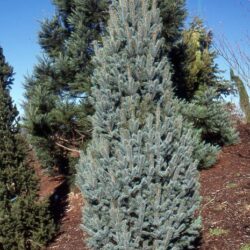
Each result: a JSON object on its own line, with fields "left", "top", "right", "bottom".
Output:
{"left": 76, "top": 0, "right": 200, "bottom": 248}
{"left": 24, "top": 0, "right": 238, "bottom": 173}
{"left": 23, "top": 0, "right": 110, "bottom": 172}
{"left": 0, "top": 47, "right": 55, "bottom": 249}
{"left": 171, "top": 18, "right": 231, "bottom": 100}
{"left": 171, "top": 18, "right": 238, "bottom": 166}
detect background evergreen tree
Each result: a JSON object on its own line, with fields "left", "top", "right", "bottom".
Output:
{"left": 170, "top": 18, "right": 231, "bottom": 100}
{"left": 0, "top": 47, "right": 55, "bottom": 249}
{"left": 77, "top": 0, "right": 200, "bottom": 248}
{"left": 23, "top": 0, "right": 110, "bottom": 173}
{"left": 169, "top": 17, "right": 238, "bottom": 165}
{"left": 158, "top": 0, "right": 186, "bottom": 53}
{"left": 182, "top": 88, "right": 238, "bottom": 146}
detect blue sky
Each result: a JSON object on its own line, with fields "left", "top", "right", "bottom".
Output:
{"left": 0, "top": 0, "right": 54, "bottom": 111}
{"left": 0, "top": 0, "right": 249, "bottom": 112}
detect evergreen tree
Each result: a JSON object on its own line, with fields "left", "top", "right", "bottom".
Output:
{"left": 231, "top": 70, "right": 250, "bottom": 123}
{"left": 0, "top": 47, "right": 55, "bottom": 249}
{"left": 182, "top": 88, "right": 238, "bottom": 147}
{"left": 171, "top": 17, "right": 232, "bottom": 100}
{"left": 169, "top": 18, "right": 238, "bottom": 164}
{"left": 158, "top": 0, "right": 186, "bottom": 53}
{"left": 23, "top": 0, "right": 110, "bottom": 172}
{"left": 77, "top": 1, "right": 200, "bottom": 249}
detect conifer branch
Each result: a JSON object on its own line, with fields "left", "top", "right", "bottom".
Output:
{"left": 55, "top": 142, "right": 80, "bottom": 154}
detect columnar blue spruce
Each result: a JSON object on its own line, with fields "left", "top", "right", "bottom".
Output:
{"left": 76, "top": 0, "right": 201, "bottom": 249}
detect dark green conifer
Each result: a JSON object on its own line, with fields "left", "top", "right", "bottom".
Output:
{"left": 159, "top": 0, "right": 186, "bottom": 52}
{"left": 0, "top": 47, "right": 55, "bottom": 249}
{"left": 23, "top": 0, "right": 110, "bottom": 172}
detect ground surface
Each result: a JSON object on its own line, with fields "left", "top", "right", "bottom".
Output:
{"left": 30, "top": 158, "right": 87, "bottom": 250}
{"left": 198, "top": 124, "right": 250, "bottom": 250}
{"left": 35, "top": 124, "right": 250, "bottom": 250}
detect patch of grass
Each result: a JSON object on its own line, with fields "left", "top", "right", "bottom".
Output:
{"left": 226, "top": 182, "right": 237, "bottom": 188}
{"left": 203, "top": 196, "right": 212, "bottom": 202}
{"left": 209, "top": 227, "right": 228, "bottom": 236}
{"left": 240, "top": 244, "right": 250, "bottom": 250}
{"left": 214, "top": 203, "right": 227, "bottom": 211}
{"left": 245, "top": 204, "right": 250, "bottom": 211}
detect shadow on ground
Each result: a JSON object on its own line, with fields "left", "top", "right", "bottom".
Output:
{"left": 49, "top": 180, "right": 70, "bottom": 226}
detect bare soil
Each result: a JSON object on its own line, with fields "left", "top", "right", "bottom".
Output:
{"left": 34, "top": 124, "right": 250, "bottom": 250}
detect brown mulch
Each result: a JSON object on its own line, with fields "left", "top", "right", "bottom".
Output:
{"left": 34, "top": 124, "right": 250, "bottom": 250}
{"left": 199, "top": 124, "right": 250, "bottom": 250}
{"left": 29, "top": 155, "right": 87, "bottom": 250}
{"left": 46, "top": 190, "right": 87, "bottom": 250}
